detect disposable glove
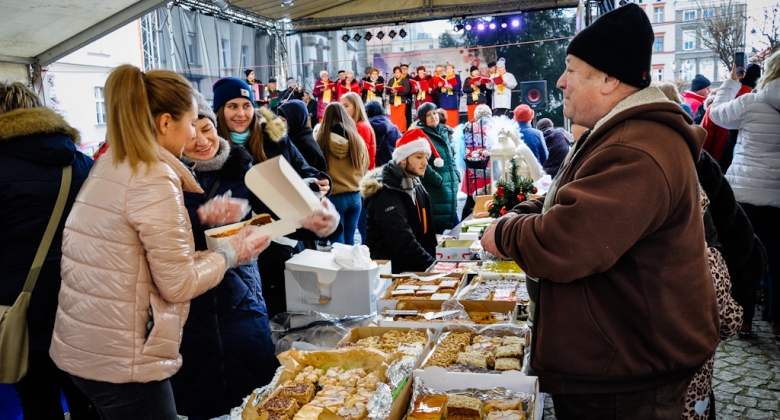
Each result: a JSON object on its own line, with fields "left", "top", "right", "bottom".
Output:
{"left": 197, "top": 191, "right": 251, "bottom": 226}
{"left": 300, "top": 197, "right": 340, "bottom": 238}
{"left": 214, "top": 225, "right": 271, "bottom": 269}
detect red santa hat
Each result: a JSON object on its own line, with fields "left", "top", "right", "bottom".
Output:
{"left": 392, "top": 128, "right": 443, "bottom": 167}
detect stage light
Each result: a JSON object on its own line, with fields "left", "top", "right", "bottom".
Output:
{"left": 377, "top": 31, "right": 385, "bottom": 40}
{"left": 454, "top": 24, "right": 464, "bottom": 32}
{"left": 388, "top": 29, "right": 397, "bottom": 39}
{"left": 341, "top": 34, "right": 351, "bottom": 42}
{"left": 353, "top": 33, "right": 361, "bottom": 41}
{"left": 213, "top": 0, "right": 230, "bottom": 10}
{"left": 477, "top": 23, "right": 485, "bottom": 31}
{"left": 399, "top": 28, "right": 407, "bottom": 38}
{"left": 464, "top": 23, "right": 472, "bottom": 31}
{"left": 511, "top": 19, "right": 520, "bottom": 27}
{"left": 489, "top": 22, "right": 496, "bottom": 29}
{"left": 365, "top": 31, "right": 373, "bottom": 41}
{"left": 500, "top": 19, "right": 508, "bottom": 28}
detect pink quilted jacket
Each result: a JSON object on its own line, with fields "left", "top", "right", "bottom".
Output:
{"left": 50, "top": 145, "right": 227, "bottom": 383}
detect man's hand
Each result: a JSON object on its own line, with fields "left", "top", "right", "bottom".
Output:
{"left": 731, "top": 64, "right": 739, "bottom": 81}
{"left": 481, "top": 219, "right": 507, "bottom": 258}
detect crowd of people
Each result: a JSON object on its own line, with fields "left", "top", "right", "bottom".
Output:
{"left": 1, "top": 3, "right": 778, "bottom": 420}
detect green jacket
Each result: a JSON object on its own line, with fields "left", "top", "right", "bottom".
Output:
{"left": 420, "top": 124, "right": 461, "bottom": 233}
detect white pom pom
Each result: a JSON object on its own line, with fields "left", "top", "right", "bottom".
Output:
{"left": 434, "top": 157, "right": 444, "bottom": 167}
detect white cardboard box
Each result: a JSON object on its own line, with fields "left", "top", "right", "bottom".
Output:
{"left": 435, "top": 239, "right": 479, "bottom": 261}
{"left": 204, "top": 155, "right": 322, "bottom": 250}
{"left": 413, "top": 367, "right": 544, "bottom": 420}
{"left": 284, "top": 249, "right": 392, "bottom": 316}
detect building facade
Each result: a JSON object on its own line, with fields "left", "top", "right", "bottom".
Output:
{"left": 674, "top": 0, "right": 747, "bottom": 87}
{"left": 633, "top": 0, "right": 677, "bottom": 83}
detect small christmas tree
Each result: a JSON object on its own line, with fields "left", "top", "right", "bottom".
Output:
{"left": 488, "top": 157, "right": 537, "bottom": 218}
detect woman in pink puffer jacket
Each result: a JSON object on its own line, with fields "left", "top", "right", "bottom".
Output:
{"left": 49, "top": 65, "right": 270, "bottom": 420}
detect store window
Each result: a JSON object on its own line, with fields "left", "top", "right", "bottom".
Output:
{"left": 94, "top": 87, "right": 106, "bottom": 125}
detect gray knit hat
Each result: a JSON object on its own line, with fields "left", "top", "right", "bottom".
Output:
{"left": 194, "top": 91, "right": 217, "bottom": 125}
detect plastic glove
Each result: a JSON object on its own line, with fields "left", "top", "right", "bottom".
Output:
{"left": 197, "top": 191, "right": 251, "bottom": 227}
{"left": 214, "top": 225, "right": 271, "bottom": 269}
{"left": 300, "top": 197, "right": 340, "bottom": 238}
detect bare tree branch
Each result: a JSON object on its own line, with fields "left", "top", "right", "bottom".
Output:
{"left": 750, "top": 3, "right": 780, "bottom": 66}
{"left": 695, "top": 0, "right": 747, "bottom": 69}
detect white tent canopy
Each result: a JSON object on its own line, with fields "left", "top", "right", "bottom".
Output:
{"left": 0, "top": 0, "right": 577, "bottom": 78}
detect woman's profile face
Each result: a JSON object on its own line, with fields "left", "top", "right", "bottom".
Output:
{"left": 223, "top": 98, "right": 254, "bottom": 134}
{"left": 159, "top": 99, "right": 198, "bottom": 158}
{"left": 341, "top": 99, "right": 355, "bottom": 120}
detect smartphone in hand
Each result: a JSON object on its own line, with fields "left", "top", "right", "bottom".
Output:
{"left": 735, "top": 52, "right": 747, "bottom": 75}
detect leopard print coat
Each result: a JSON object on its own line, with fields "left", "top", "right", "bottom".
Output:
{"left": 682, "top": 247, "right": 743, "bottom": 419}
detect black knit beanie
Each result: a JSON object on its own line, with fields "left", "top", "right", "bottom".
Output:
{"left": 245, "top": 69, "right": 253, "bottom": 77}
{"left": 417, "top": 102, "right": 438, "bottom": 124}
{"left": 566, "top": 4, "right": 654, "bottom": 88}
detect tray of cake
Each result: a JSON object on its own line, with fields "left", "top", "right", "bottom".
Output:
{"left": 375, "top": 301, "right": 517, "bottom": 331}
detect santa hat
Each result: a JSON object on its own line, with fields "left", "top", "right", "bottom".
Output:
{"left": 392, "top": 128, "right": 443, "bottom": 167}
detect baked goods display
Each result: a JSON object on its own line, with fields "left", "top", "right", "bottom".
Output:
{"left": 210, "top": 213, "right": 273, "bottom": 238}
{"left": 340, "top": 329, "right": 429, "bottom": 355}
{"left": 408, "top": 394, "right": 528, "bottom": 420}
{"left": 464, "top": 279, "right": 529, "bottom": 304}
{"left": 424, "top": 331, "right": 526, "bottom": 371}
{"left": 241, "top": 348, "right": 400, "bottom": 420}
{"left": 430, "top": 262, "right": 480, "bottom": 275}
{"left": 386, "top": 309, "right": 510, "bottom": 325}
{"left": 384, "top": 274, "right": 463, "bottom": 301}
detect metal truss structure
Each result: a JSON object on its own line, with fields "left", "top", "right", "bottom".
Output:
{"left": 287, "top": 0, "right": 578, "bottom": 32}
{"left": 141, "top": 10, "right": 162, "bottom": 71}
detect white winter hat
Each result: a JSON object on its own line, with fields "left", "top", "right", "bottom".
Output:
{"left": 392, "top": 128, "right": 444, "bottom": 167}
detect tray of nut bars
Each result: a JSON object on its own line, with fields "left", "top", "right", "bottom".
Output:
{"left": 406, "top": 367, "right": 541, "bottom": 420}
{"left": 336, "top": 327, "right": 436, "bottom": 369}
{"left": 375, "top": 301, "right": 517, "bottom": 332}
{"left": 236, "top": 347, "right": 410, "bottom": 420}
{"left": 418, "top": 324, "right": 530, "bottom": 374}
{"left": 377, "top": 273, "right": 467, "bottom": 312}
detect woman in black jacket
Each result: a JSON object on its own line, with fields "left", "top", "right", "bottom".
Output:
{"left": 0, "top": 83, "right": 98, "bottom": 419}
{"left": 278, "top": 99, "right": 327, "bottom": 172}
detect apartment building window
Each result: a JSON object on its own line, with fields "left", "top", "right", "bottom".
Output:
{"left": 94, "top": 87, "right": 106, "bottom": 125}
{"left": 654, "top": 7, "right": 664, "bottom": 23}
{"left": 721, "top": 7, "right": 733, "bottom": 15}
{"left": 241, "top": 45, "right": 250, "bottom": 68}
{"left": 682, "top": 60, "right": 695, "bottom": 80}
{"left": 654, "top": 35, "right": 664, "bottom": 52}
{"left": 221, "top": 38, "right": 232, "bottom": 68}
{"left": 653, "top": 65, "right": 664, "bottom": 81}
{"left": 684, "top": 11, "right": 696, "bottom": 20}
{"left": 683, "top": 30, "right": 696, "bottom": 50}
{"left": 702, "top": 9, "right": 714, "bottom": 18}
{"left": 186, "top": 31, "right": 198, "bottom": 65}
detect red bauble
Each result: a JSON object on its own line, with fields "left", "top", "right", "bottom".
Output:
{"left": 496, "top": 187, "right": 505, "bottom": 197}
{"left": 517, "top": 194, "right": 525, "bottom": 202}
{"left": 500, "top": 208, "right": 507, "bottom": 215}
{"left": 533, "top": 186, "right": 538, "bottom": 193}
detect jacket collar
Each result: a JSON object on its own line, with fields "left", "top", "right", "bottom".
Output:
{"left": 157, "top": 144, "right": 204, "bottom": 194}
{"left": 683, "top": 91, "right": 706, "bottom": 102}
{"left": 0, "top": 107, "right": 80, "bottom": 144}
{"left": 256, "top": 106, "right": 287, "bottom": 142}
{"left": 359, "top": 162, "right": 416, "bottom": 198}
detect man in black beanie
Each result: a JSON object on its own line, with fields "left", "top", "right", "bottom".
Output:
{"left": 684, "top": 73, "right": 712, "bottom": 115}
{"left": 481, "top": 4, "right": 719, "bottom": 419}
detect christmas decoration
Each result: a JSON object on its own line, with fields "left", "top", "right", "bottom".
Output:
{"left": 487, "top": 157, "right": 536, "bottom": 219}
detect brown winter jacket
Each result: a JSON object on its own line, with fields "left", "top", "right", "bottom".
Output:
{"left": 50, "top": 145, "right": 227, "bottom": 383}
{"left": 495, "top": 87, "right": 720, "bottom": 394}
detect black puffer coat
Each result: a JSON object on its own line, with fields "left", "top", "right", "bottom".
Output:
{"left": 359, "top": 164, "right": 437, "bottom": 273}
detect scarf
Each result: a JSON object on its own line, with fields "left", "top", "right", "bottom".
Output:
{"left": 470, "top": 77, "right": 481, "bottom": 101}
{"left": 444, "top": 71, "right": 455, "bottom": 95}
{"left": 495, "top": 70, "right": 506, "bottom": 94}
{"left": 392, "top": 77, "right": 402, "bottom": 107}
{"left": 230, "top": 129, "right": 251, "bottom": 147}
{"left": 180, "top": 138, "right": 231, "bottom": 173}
{"left": 322, "top": 80, "right": 332, "bottom": 103}
{"left": 401, "top": 176, "right": 417, "bottom": 203}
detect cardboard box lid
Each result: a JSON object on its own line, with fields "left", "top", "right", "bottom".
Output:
{"left": 244, "top": 155, "right": 321, "bottom": 223}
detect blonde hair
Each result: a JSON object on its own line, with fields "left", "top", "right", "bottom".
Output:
{"left": 657, "top": 82, "right": 682, "bottom": 104}
{"left": 759, "top": 50, "right": 780, "bottom": 90}
{"left": 316, "top": 103, "right": 364, "bottom": 169}
{"left": 0, "top": 82, "right": 42, "bottom": 114}
{"left": 105, "top": 65, "right": 195, "bottom": 172}
{"left": 341, "top": 92, "right": 369, "bottom": 125}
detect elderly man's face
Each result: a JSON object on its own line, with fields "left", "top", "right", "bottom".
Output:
{"left": 557, "top": 55, "right": 604, "bottom": 128}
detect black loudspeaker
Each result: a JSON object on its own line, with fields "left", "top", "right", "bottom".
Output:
{"left": 521, "top": 80, "right": 547, "bottom": 110}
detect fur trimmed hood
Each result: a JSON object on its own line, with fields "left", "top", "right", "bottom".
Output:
{"left": 256, "top": 106, "right": 286, "bottom": 142}
{"left": 0, "top": 107, "right": 80, "bottom": 144}
{"left": 359, "top": 166, "right": 384, "bottom": 198}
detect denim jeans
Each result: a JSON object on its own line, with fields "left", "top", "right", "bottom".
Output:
{"left": 330, "top": 191, "right": 362, "bottom": 245}
{"left": 741, "top": 202, "right": 779, "bottom": 323}
{"left": 70, "top": 375, "right": 178, "bottom": 420}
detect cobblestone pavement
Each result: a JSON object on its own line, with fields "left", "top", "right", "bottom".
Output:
{"left": 542, "top": 313, "right": 780, "bottom": 420}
